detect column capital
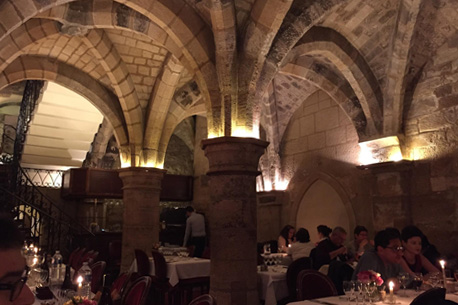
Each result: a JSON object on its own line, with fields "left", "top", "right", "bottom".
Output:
{"left": 118, "top": 167, "right": 166, "bottom": 189}
{"left": 202, "top": 136, "right": 269, "bottom": 175}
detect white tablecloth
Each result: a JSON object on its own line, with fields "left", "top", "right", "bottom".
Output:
{"left": 130, "top": 256, "right": 210, "bottom": 286}
{"left": 258, "top": 266, "right": 288, "bottom": 305}
{"left": 287, "top": 289, "right": 458, "bottom": 305}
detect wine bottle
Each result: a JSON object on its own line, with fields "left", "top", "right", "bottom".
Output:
{"left": 61, "top": 265, "right": 73, "bottom": 290}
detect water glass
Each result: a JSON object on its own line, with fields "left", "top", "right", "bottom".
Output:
{"left": 343, "top": 281, "right": 354, "bottom": 304}
{"left": 398, "top": 272, "right": 409, "bottom": 297}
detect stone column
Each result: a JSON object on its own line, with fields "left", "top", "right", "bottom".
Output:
{"left": 202, "top": 136, "right": 268, "bottom": 305}
{"left": 118, "top": 167, "right": 166, "bottom": 272}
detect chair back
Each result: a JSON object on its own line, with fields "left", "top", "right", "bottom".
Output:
{"left": 296, "top": 269, "right": 337, "bottom": 300}
{"left": 122, "top": 276, "right": 152, "bottom": 305}
{"left": 71, "top": 247, "right": 87, "bottom": 270}
{"left": 286, "top": 257, "right": 311, "bottom": 301}
{"left": 188, "top": 294, "right": 216, "bottom": 305}
{"left": 151, "top": 249, "right": 168, "bottom": 280}
{"left": 134, "top": 249, "right": 151, "bottom": 277}
{"left": 90, "top": 261, "right": 106, "bottom": 293}
{"left": 410, "top": 288, "right": 446, "bottom": 305}
{"left": 68, "top": 247, "right": 80, "bottom": 266}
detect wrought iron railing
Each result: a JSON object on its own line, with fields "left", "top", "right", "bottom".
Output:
{"left": 1, "top": 165, "right": 92, "bottom": 251}
{"left": 0, "top": 80, "right": 92, "bottom": 252}
{"left": 22, "top": 168, "right": 64, "bottom": 188}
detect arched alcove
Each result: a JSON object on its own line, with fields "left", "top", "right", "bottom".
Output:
{"left": 296, "top": 179, "right": 352, "bottom": 244}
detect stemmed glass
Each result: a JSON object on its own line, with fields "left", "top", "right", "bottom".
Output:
{"left": 397, "top": 272, "right": 410, "bottom": 297}
{"left": 412, "top": 273, "right": 423, "bottom": 292}
{"left": 429, "top": 272, "right": 440, "bottom": 288}
{"left": 343, "top": 281, "right": 354, "bottom": 305}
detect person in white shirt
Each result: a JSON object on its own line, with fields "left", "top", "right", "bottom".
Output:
{"left": 183, "top": 206, "right": 206, "bottom": 257}
{"left": 287, "top": 228, "right": 315, "bottom": 261}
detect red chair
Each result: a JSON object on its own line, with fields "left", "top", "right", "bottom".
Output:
{"left": 296, "top": 269, "right": 337, "bottom": 300}
{"left": 111, "top": 272, "right": 140, "bottom": 304}
{"left": 70, "top": 248, "right": 87, "bottom": 270}
{"left": 150, "top": 250, "right": 176, "bottom": 305}
{"left": 122, "top": 276, "right": 152, "bottom": 305}
{"left": 410, "top": 287, "right": 446, "bottom": 305}
{"left": 188, "top": 294, "right": 216, "bottom": 305}
{"left": 134, "top": 249, "right": 151, "bottom": 277}
{"left": 286, "top": 257, "right": 312, "bottom": 302}
{"left": 68, "top": 247, "right": 80, "bottom": 266}
{"left": 90, "top": 261, "right": 106, "bottom": 293}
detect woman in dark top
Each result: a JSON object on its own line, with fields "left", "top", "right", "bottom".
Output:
{"left": 278, "top": 225, "right": 295, "bottom": 253}
{"left": 400, "top": 225, "right": 439, "bottom": 276}
{"left": 316, "top": 225, "right": 332, "bottom": 245}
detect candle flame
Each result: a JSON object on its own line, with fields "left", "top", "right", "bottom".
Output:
{"left": 77, "top": 276, "right": 83, "bottom": 284}
{"left": 440, "top": 260, "right": 445, "bottom": 268}
{"left": 389, "top": 281, "right": 394, "bottom": 289}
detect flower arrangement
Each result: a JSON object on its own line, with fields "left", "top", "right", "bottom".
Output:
{"left": 357, "top": 270, "right": 384, "bottom": 286}
{"left": 63, "top": 296, "right": 97, "bottom": 305}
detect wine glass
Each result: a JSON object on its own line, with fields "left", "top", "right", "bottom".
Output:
{"left": 429, "top": 272, "right": 440, "bottom": 288}
{"left": 343, "top": 281, "right": 354, "bottom": 304}
{"left": 412, "top": 273, "right": 423, "bottom": 291}
{"left": 397, "top": 272, "right": 409, "bottom": 297}
{"left": 35, "top": 268, "right": 49, "bottom": 288}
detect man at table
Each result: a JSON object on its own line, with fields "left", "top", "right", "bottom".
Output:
{"left": 346, "top": 225, "right": 373, "bottom": 261}
{"left": 183, "top": 206, "right": 206, "bottom": 258}
{"left": 0, "top": 216, "right": 35, "bottom": 305}
{"left": 313, "top": 226, "right": 348, "bottom": 270}
{"left": 352, "top": 227, "right": 403, "bottom": 282}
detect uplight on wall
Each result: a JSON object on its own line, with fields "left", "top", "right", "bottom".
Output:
{"left": 358, "top": 136, "right": 405, "bottom": 165}
{"left": 231, "top": 125, "right": 260, "bottom": 139}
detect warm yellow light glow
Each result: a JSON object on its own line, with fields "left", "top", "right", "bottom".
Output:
{"left": 120, "top": 160, "right": 131, "bottom": 168}
{"left": 390, "top": 150, "right": 403, "bottom": 162}
{"left": 358, "top": 142, "right": 379, "bottom": 165}
{"left": 358, "top": 136, "right": 405, "bottom": 165}
{"left": 207, "top": 132, "right": 220, "bottom": 139}
{"left": 141, "top": 161, "right": 164, "bottom": 169}
{"left": 257, "top": 174, "right": 290, "bottom": 192}
{"left": 231, "top": 126, "right": 259, "bottom": 138}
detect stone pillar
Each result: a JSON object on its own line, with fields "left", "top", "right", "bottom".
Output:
{"left": 202, "top": 137, "right": 268, "bottom": 305}
{"left": 118, "top": 167, "right": 166, "bottom": 272}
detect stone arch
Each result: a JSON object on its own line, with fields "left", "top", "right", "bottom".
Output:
{"left": 281, "top": 59, "right": 369, "bottom": 140}
{"left": 290, "top": 27, "right": 383, "bottom": 136}
{"left": 156, "top": 101, "right": 206, "bottom": 166}
{"left": 0, "top": 0, "right": 221, "bottom": 136}
{"left": 0, "top": 55, "right": 128, "bottom": 147}
{"left": 289, "top": 171, "right": 356, "bottom": 236}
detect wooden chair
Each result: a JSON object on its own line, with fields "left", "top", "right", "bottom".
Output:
{"left": 134, "top": 249, "right": 151, "bottom": 277}
{"left": 70, "top": 247, "right": 87, "bottom": 270}
{"left": 410, "top": 287, "right": 446, "bottom": 305}
{"left": 296, "top": 269, "right": 337, "bottom": 301}
{"left": 188, "top": 294, "right": 216, "bottom": 305}
{"left": 286, "top": 257, "right": 311, "bottom": 302}
{"left": 122, "top": 276, "right": 152, "bottom": 305}
{"left": 150, "top": 249, "right": 175, "bottom": 305}
{"left": 90, "top": 261, "right": 106, "bottom": 293}
{"left": 111, "top": 272, "right": 140, "bottom": 304}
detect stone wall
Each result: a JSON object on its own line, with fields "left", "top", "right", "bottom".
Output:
{"left": 278, "top": 89, "right": 458, "bottom": 255}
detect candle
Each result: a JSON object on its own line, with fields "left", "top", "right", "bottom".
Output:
{"left": 389, "top": 281, "right": 394, "bottom": 303}
{"left": 76, "top": 276, "right": 83, "bottom": 296}
{"left": 440, "top": 260, "right": 447, "bottom": 288}
{"left": 34, "top": 247, "right": 38, "bottom": 254}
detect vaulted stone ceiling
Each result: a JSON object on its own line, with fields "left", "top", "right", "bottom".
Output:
{"left": 0, "top": 0, "right": 457, "bottom": 177}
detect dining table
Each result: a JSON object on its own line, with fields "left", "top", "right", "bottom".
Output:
{"left": 130, "top": 255, "right": 211, "bottom": 287}
{"left": 258, "top": 265, "right": 289, "bottom": 305}
{"left": 286, "top": 289, "right": 458, "bottom": 305}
